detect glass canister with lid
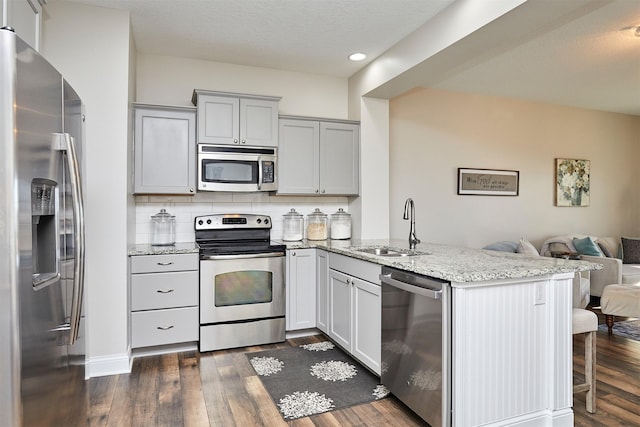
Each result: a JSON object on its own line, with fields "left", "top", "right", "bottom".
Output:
{"left": 306, "top": 208, "right": 328, "bottom": 240}
{"left": 282, "top": 208, "right": 304, "bottom": 241}
{"left": 330, "top": 208, "right": 351, "bottom": 240}
{"left": 150, "top": 208, "right": 176, "bottom": 246}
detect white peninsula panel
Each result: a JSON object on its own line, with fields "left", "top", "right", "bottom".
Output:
{"left": 452, "top": 273, "right": 573, "bottom": 427}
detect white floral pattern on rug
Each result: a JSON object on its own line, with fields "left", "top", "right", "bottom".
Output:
{"left": 250, "top": 356, "right": 284, "bottom": 376}
{"left": 409, "top": 369, "right": 441, "bottom": 391}
{"left": 300, "top": 341, "right": 335, "bottom": 352}
{"left": 310, "top": 360, "right": 357, "bottom": 382}
{"left": 372, "top": 384, "right": 390, "bottom": 399}
{"left": 278, "top": 391, "right": 335, "bottom": 419}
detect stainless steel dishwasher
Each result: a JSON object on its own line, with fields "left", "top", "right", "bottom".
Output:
{"left": 380, "top": 266, "right": 451, "bottom": 427}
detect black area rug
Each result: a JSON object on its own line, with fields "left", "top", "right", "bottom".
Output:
{"left": 598, "top": 319, "right": 640, "bottom": 341}
{"left": 246, "top": 341, "right": 389, "bottom": 420}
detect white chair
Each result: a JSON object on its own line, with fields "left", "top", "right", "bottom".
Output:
{"left": 601, "top": 284, "right": 640, "bottom": 336}
{"left": 572, "top": 271, "right": 597, "bottom": 413}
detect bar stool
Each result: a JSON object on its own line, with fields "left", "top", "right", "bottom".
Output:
{"left": 572, "top": 308, "right": 597, "bottom": 413}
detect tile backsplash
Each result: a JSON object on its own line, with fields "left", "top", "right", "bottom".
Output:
{"left": 134, "top": 192, "right": 349, "bottom": 244}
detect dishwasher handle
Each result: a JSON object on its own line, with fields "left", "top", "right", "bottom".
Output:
{"left": 380, "top": 273, "right": 442, "bottom": 300}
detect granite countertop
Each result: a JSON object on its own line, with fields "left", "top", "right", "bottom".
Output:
{"left": 127, "top": 238, "right": 602, "bottom": 283}
{"left": 128, "top": 242, "right": 200, "bottom": 256}
{"left": 278, "top": 238, "right": 602, "bottom": 283}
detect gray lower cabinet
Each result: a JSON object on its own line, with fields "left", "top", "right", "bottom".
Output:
{"left": 286, "top": 248, "right": 317, "bottom": 331}
{"left": 133, "top": 104, "right": 196, "bottom": 194}
{"left": 278, "top": 117, "right": 360, "bottom": 195}
{"left": 316, "top": 249, "right": 329, "bottom": 333}
{"left": 328, "top": 252, "right": 381, "bottom": 374}
{"left": 129, "top": 253, "right": 199, "bottom": 348}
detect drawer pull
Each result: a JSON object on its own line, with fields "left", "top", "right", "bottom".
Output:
{"left": 157, "top": 262, "right": 174, "bottom": 266}
{"left": 156, "top": 289, "right": 175, "bottom": 294}
{"left": 157, "top": 325, "right": 174, "bottom": 331}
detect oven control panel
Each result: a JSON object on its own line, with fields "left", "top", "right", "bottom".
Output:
{"left": 194, "top": 213, "right": 271, "bottom": 230}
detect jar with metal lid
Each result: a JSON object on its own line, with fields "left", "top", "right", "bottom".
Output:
{"left": 330, "top": 208, "right": 351, "bottom": 240}
{"left": 306, "top": 208, "right": 328, "bottom": 240}
{"left": 150, "top": 208, "right": 176, "bottom": 246}
{"left": 282, "top": 208, "right": 304, "bottom": 241}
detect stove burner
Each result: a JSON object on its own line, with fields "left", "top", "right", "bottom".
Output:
{"left": 195, "top": 213, "right": 285, "bottom": 257}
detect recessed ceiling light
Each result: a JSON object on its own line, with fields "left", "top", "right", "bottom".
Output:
{"left": 348, "top": 52, "right": 367, "bottom": 62}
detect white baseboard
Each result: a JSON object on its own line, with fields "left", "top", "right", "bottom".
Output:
{"left": 87, "top": 353, "right": 132, "bottom": 378}
{"left": 486, "top": 409, "right": 573, "bottom": 426}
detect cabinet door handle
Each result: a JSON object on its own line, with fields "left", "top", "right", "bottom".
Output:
{"left": 157, "top": 261, "right": 174, "bottom": 266}
{"left": 156, "top": 289, "right": 175, "bottom": 294}
{"left": 321, "top": 189, "right": 325, "bottom": 194}
{"left": 315, "top": 189, "right": 319, "bottom": 193}
{"left": 292, "top": 251, "right": 296, "bottom": 256}
{"left": 157, "top": 325, "right": 174, "bottom": 331}
{"left": 189, "top": 188, "right": 194, "bottom": 193}
{"left": 234, "top": 138, "right": 238, "bottom": 143}
{"left": 241, "top": 139, "right": 246, "bottom": 144}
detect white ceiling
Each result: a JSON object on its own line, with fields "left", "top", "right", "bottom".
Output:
{"left": 66, "top": 0, "right": 640, "bottom": 116}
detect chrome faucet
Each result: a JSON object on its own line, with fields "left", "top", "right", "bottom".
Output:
{"left": 403, "top": 198, "right": 420, "bottom": 249}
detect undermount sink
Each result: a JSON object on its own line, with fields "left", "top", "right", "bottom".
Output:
{"left": 351, "top": 246, "right": 429, "bottom": 257}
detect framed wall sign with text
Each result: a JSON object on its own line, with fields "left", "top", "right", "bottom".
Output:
{"left": 457, "top": 168, "right": 519, "bottom": 196}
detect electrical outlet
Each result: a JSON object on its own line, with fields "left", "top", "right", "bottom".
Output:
{"left": 534, "top": 283, "right": 546, "bottom": 305}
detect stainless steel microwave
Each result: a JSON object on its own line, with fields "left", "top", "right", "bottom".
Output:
{"left": 197, "top": 144, "right": 277, "bottom": 192}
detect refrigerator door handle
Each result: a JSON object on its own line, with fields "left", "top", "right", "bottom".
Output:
{"left": 54, "top": 133, "right": 85, "bottom": 345}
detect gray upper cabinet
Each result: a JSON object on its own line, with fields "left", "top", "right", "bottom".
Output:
{"left": 192, "top": 90, "right": 280, "bottom": 147}
{"left": 3, "top": 0, "right": 44, "bottom": 50}
{"left": 133, "top": 104, "right": 196, "bottom": 195}
{"left": 278, "top": 117, "right": 359, "bottom": 196}
{"left": 278, "top": 118, "right": 320, "bottom": 194}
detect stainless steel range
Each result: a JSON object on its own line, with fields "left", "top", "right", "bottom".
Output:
{"left": 195, "top": 213, "right": 286, "bottom": 352}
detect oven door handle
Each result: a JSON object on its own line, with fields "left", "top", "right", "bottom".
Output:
{"left": 201, "top": 251, "right": 285, "bottom": 260}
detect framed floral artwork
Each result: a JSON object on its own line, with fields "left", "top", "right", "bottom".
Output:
{"left": 556, "top": 158, "right": 590, "bottom": 206}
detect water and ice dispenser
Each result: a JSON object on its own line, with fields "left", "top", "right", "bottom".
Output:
{"left": 31, "top": 179, "right": 60, "bottom": 289}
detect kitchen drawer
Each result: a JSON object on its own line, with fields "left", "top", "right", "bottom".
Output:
{"left": 131, "top": 306, "right": 198, "bottom": 348}
{"left": 329, "top": 252, "right": 381, "bottom": 284}
{"left": 131, "top": 271, "right": 198, "bottom": 311}
{"left": 130, "top": 253, "right": 198, "bottom": 273}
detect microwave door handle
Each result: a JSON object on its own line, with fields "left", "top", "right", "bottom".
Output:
{"left": 257, "top": 156, "right": 263, "bottom": 190}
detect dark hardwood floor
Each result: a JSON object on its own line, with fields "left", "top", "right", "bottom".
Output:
{"left": 87, "top": 328, "right": 640, "bottom": 427}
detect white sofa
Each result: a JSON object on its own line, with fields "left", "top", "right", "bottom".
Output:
{"left": 483, "top": 238, "right": 591, "bottom": 307}
{"left": 540, "top": 235, "right": 640, "bottom": 297}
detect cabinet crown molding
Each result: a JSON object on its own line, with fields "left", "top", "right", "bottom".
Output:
{"left": 279, "top": 114, "right": 359, "bottom": 125}
{"left": 191, "top": 89, "right": 281, "bottom": 106}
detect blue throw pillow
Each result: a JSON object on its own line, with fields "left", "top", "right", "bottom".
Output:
{"left": 483, "top": 241, "right": 519, "bottom": 253}
{"left": 573, "top": 237, "right": 603, "bottom": 257}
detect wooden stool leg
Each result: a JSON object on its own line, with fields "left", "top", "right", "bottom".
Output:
{"left": 605, "top": 315, "right": 615, "bottom": 337}
{"left": 585, "top": 331, "right": 596, "bottom": 413}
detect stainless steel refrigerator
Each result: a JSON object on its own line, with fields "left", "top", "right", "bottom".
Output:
{"left": 0, "top": 29, "right": 88, "bottom": 426}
